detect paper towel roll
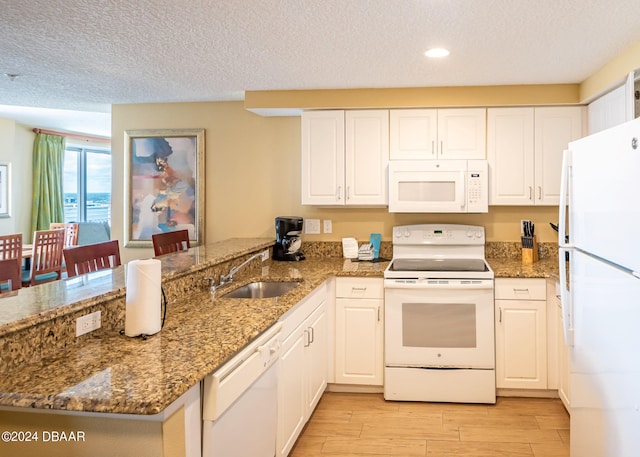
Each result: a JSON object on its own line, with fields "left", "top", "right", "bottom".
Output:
{"left": 125, "top": 259, "right": 162, "bottom": 337}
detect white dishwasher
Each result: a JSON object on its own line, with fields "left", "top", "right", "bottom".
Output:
{"left": 202, "top": 324, "right": 281, "bottom": 457}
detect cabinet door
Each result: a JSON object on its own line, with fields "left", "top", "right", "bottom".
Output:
{"left": 437, "top": 108, "right": 487, "bottom": 159}
{"left": 487, "top": 107, "right": 535, "bottom": 205}
{"left": 301, "top": 110, "right": 345, "bottom": 205}
{"left": 588, "top": 85, "right": 628, "bottom": 134}
{"left": 335, "top": 298, "right": 383, "bottom": 385}
{"left": 345, "top": 110, "right": 389, "bottom": 205}
{"left": 389, "top": 109, "right": 437, "bottom": 159}
{"left": 534, "top": 107, "right": 583, "bottom": 205}
{"left": 277, "top": 324, "right": 307, "bottom": 457}
{"left": 495, "top": 299, "right": 547, "bottom": 389}
{"left": 305, "top": 301, "right": 328, "bottom": 418}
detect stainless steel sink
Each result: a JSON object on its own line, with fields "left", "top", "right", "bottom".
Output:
{"left": 222, "top": 281, "right": 300, "bottom": 299}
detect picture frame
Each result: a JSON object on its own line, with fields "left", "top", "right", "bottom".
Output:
{"left": 124, "top": 128, "right": 205, "bottom": 248}
{"left": 0, "top": 162, "right": 10, "bottom": 218}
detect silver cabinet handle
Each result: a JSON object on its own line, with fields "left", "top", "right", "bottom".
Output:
{"left": 304, "top": 329, "right": 310, "bottom": 347}
{"left": 499, "top": 307, "right": 502, "bottom": 323}
{"left": 308, "top": 326, "right": 314, "bottom": 344}
{"left": 431, "top": 140, "right": 435, "bottom": 156}
{"left": 346, "top": 186, "right": 350, "bottom": 201}
{"left": 440, "top": 140, "right": 443, "bottom": 155}
{"left": 337, "top": 186, "right": 342, "bottom": 200}
{"left": 513, "top": 288, "right": 529, "bottom": 293}
{"left": 377, "top": 306, "right": 381, "bottom": 322}
{"left": 529, "top": 186, "right": 533, "bottom": 200}
{"left": 538, "top": 186, "right": 542, "bottom": 200}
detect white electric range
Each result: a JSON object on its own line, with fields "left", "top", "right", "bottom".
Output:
{"left": 384, "top": 224, "right": 496, "bottom": 404}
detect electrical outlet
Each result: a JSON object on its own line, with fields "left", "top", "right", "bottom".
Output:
{"left": 76, "top": 311, "right": 101, "bottom": 337}
{"left": 323, "top": 219, "right": 332, "bottom": 233}
{"left": 260, "top": 249, "right": 269, "bottom": 261}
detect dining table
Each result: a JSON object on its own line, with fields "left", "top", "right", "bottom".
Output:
{"left": 22, "top": 244, "right": 32, "bottom": 270}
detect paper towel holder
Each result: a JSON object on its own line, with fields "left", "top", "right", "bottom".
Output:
{"left": 120, "top": 287, "right": 168, "bottom": 340}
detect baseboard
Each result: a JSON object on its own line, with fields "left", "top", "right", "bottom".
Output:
{"left": 497, "top": 388, "right": 560, "bottom": 399}
{"left": 326, "top": 383, "right": 384, "bottom": 394}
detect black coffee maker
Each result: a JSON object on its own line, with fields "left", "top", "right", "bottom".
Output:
{"left": 274, "top": 217, "right": 305, "bottom": 261}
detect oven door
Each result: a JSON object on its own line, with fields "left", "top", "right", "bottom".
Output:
{"left": 384, "top": 279, "right": 494, "bottom": 369}
{"left": 388, "top": 160, "right": 467, "bottom": 213}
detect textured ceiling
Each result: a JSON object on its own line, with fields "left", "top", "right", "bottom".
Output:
{"left": 1, "top": 0, "right": 640, "bottom": 135}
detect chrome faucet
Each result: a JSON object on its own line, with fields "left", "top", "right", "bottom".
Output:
{"left": 220, "top": 252, "right": 265, "bottom": 285}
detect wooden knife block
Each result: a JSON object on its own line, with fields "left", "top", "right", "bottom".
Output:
{"left": 522, "top": 236, "right": 539, "bottom": 265}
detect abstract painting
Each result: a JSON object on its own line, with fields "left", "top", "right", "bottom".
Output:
{"left": 0, "top": 162, "right": 10, "bottom": 218}
{"left": 125, "top": 129, "right": 204, "bottom": 247}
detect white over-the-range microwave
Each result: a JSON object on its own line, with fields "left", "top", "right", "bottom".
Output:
{"left": 388, "top": 160, "right": 489, "bottom": 213}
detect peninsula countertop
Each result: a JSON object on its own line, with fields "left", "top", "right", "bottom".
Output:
{"left": 0, "top": 254, "right": 386, "bottom": 416}
{"left": 0, "top": 240, "right": 557, "bottom": 417}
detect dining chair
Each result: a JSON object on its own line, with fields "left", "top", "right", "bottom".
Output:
{"left": 152, "top": 229, "right": 191, "bottom": 257}
{"left": 63, "top": 240, "right": 121, "bottom": 277}
{"left": 0, "top": 233, "right": 23, "bottom": 261}
{"left": 50, "top": 222, "right": 80, "bottom": 247}
{"left": 0, "top": 258, "right": 21, "bottom": 293}
{"left": 21, "top": 229, "right": 66, "bottom": 287}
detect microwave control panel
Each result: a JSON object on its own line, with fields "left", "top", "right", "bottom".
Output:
{"left": 466, "top": 160, "right": 488, "bottom": 213}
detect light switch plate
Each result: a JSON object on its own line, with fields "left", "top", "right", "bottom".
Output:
{"left": 305, "top": 219, "right": 320, "bottom": 234}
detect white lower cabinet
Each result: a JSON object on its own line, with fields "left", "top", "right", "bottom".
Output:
{"left": 277, "top": 283, "right": 328, "bottom": 457}
{"left": 495, "top": 278, "right": 548, "bottom": 389}
{"left": 335, "top": 278, "right": 384, "bottom": 386}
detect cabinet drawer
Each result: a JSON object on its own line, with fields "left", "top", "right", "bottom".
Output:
{"left": 336, "top": 278, "right": 383, "bottom": 299}
{"left": 495, "top": 278, "right": 546, "bottom": 300}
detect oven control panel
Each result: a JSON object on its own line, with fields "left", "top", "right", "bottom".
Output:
{"left": 392, "top": 224, "right": 484, "bottom": 245}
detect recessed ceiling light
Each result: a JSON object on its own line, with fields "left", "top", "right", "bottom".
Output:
{"left": 424, "top": 48, "right": 450, "bottom": 58}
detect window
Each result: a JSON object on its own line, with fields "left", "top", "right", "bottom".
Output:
{"left": 63, "top": 145, "right": 111, "bottom": 224}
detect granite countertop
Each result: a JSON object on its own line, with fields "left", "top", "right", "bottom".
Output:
{"left": 487, "top": 256, "right": 559, "bottom": 280}
{"left": 0, "top": 255, "right": 386, "bottom": 416}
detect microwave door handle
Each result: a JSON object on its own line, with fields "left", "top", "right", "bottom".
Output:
{"left": 458, "top": 171, "right": 466, "bottom": 210}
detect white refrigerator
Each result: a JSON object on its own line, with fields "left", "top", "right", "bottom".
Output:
{"left": 559, "top": 116, "right": 640, "bottom": 457}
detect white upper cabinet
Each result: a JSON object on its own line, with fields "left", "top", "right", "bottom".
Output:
{"left": 487, "top": 108, "right": 535, "bottom": 206}
{"left": 345, "top": 110, "right": 389, "bottom": 205}
{"left": 588, "top": 84, "right": 629, "bottom": 134}
{"left": 534, "top": 107, "right": 583, "bottom": 205}
{"left": 301, "top": 110, "right": 345, "bottom": 205}
{"left": 488, "top": 106, "right": 583, "bottom": 206}
{"left": 301, "top": 110, "right": 389, "bottom": 206}
{"left": 390, "top": 108, "right": 486, "bottom": 160}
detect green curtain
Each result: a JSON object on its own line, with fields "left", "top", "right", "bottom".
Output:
{"left": 31, "top": 133, "right": 66, "bottom": 234}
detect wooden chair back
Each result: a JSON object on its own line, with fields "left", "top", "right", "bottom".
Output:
{"left": 63, "top": 240, "right": 121, "bottom": 278}
{"left": 0, "top": 233, "right": 23, "bottom": 260}
{"left": 23, "top": 229, "right": 66, "bottom": 286}
{"left": 152, "top": 229, "right": 191, "bottom": 257}
{"left": 50, "top": 222, "right": 80, "bottom": 247}
{"left": 0, "top": 258, "right": 21, "bottom": 292}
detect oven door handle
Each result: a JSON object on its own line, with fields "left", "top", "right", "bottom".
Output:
{"left": 384, "top": 279, "right": 494, "bottom": 289}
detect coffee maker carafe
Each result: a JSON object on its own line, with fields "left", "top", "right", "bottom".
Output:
{"left": 274, "top": 217, "right": 305, "bottom": 261}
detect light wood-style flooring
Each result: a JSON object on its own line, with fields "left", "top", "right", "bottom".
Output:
{"left": 291, "top": 393, "right": 569, "bottom": 457}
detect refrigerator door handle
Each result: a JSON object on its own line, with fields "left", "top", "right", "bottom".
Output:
{"left": 558, "top": 149, "right": 572, "bottom": 249}
{"left": 559, "top": 247, "right": 574, "bottom": 346}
